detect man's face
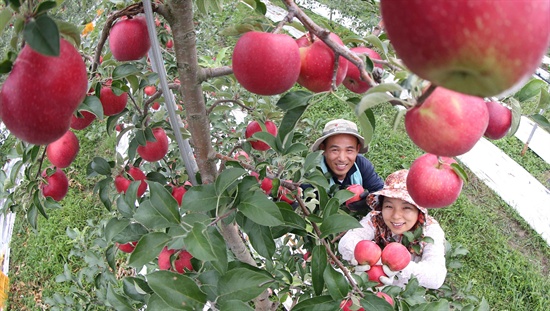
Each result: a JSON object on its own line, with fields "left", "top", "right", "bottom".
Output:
{"left": 320, "top": 134, "right": 360, "bottom": 180}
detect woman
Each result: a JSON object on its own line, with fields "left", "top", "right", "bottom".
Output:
{"left": 338, "top": 169, "right": 447, "bottom": 289}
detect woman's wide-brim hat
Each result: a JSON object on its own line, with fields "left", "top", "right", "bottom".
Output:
{"left": 311, "top": 119, "right": 369, "bottom": 153}
{"left": 367, "top": 169, "right": 427, "bottom": 215}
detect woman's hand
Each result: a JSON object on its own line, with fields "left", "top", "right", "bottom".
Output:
{"left": 379, "top": 265, "right": 400, "bottom": 285}
{"left": 350, "top": 258, "right": 371, "bottom": 275}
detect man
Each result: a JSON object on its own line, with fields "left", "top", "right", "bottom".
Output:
{"left": 310, "top": 119, "right": 384, "bottom": 213}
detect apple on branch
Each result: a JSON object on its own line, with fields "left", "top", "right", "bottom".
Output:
{"left": 40, "top": 168, "right": 69, "bottom": 202}
{"left": 342, "top": 46, "right": 383, "bottom": 94}
{"left": 232, "top": 31, "right": 301, "bottom": 95}
{"left": 407, "top": 153, "right": 463, "bottom": 208}
{"left": 245, "top": 120, "right": 278, "bottom": 151}
{"left": 484, "top": 101, "right": 512, "bottom": 140}
{"left": 137, "top": 127, "right": 169, "bottom": 162}
{"left": 109, "top": 16, "right": 151, "bottom": 61}
{"left": 296, "top": 32, "right": 348, "bottom": 93}
{"left": 0, "top": 39, "right": 88, "bottom": 145}
{"left": 46, "top": 130, "right": 80, "bottom": 169}
{"left": 114, "top": 166, "right": 148, "bottom": 197}
{"left": 405, "top": 87, "right": 488, "bottom": 157}
{"left": 100, "top": 86, "right": 128, "bottom": 116}
{"left": 70, "top": 110, "right": 96, "bottom": 130}
{"left": 380, "top": 0, "right": 550, "bottom": 97}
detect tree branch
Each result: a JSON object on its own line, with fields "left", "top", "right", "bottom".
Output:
{"left": 282, "top": 0, "right": 376, "bottom": 89}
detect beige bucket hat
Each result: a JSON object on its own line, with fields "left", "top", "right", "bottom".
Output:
{"left": 311, "top": 119, "right": 368, "bottom": 153}
{"left": 367, "top": 169, "right": 427, "bottom": 215}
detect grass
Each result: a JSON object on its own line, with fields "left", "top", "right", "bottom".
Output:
{"left": 6, "top": 121, "right": 116, "bottom": 310}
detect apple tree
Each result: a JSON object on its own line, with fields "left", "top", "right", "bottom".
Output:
{"left": 0, "top": 0, "right": 548, "bottom": 310}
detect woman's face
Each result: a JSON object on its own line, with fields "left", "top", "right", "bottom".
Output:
{"left": 381, "top": 197, "right": 420, "bottom": 235}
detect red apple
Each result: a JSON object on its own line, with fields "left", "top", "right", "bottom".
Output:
{"left": 381, "top": 242, "right": 411, "bottom": 271}
{"left": 345, "top": 184, "right": 364, "bottom": 207}
{"left": 144, "top": 86, "right": 156, "bottom": 96}
{"left": 115, "top": 124, "right": 124, "bottom": 132}
{"left": 407, "top": 153, "right": 463, "bottom": 208}
{"left": 0, "top": 39, "right": 88, "bottom": 145}
{"left": 114, "top": 166, "right": 148, "bottom": 197}
{"left": 245, "top": 120, "right": 278, "bottom": 151}
{"left": 342, "top": 46, "right": 383, "bottom": 94}
{"left": 109, "top": 16, "right": 151, "bottom": 61}
{"left": 100, "top": 86, "right": 128, "bottom": 116}
{"left": 70, "top": 110, "right": 96, "bottom": 130}
{"left": 166, "top": 39, "right": 173, "bottom": 49}
{"left": 340, "top": 300, "right": 364, "bottom": 311}
{"left": 46, "top": 130, "right": 80, "bottom": 168}
{"left": 158, "top": 247, "right": 194, "bottom": 274}
{"left": 171, "top": 185, "right": 187, "bottom": 206}
{"left": 151, "top": 102, "right": 160, "bottom": 110}
{"left": 380, "top": 0, "right": 550, "bottom": 97}
{"left": 277, "top": 186, "right": 295, "bottom": 204}
{"left": 354, "top": 240, "right": 382, "bottom": 266}
{"left": 376, "top": 292, "right": 394, "bottom": 306}
{"left": 366, "top": 265, "right": 387, "bottom": 287}
{"left": 484, "top": 101, "right": 512, "bottom": 140}
{"left": 260, "top": 178, "right": 273, "bottom": 195}
{"left": 137, "top": 127, "right": 169, "bottom": 162}
{"left": 116, "top": 241, "right": 137, "bottom": 253}
{"left": 40, "top": 168, "right": 69, "bottom": 202}
{"left": 296, "top": 32, "right": 348, "bottom": 93}
{"left": 405, "top": 87, "right": 488, "bottom": 157}
{"left": 232, "top": 31, "right": 301, "bottom": 95}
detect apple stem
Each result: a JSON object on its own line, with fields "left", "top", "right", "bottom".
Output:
{"left": 35, "top": 147, "right": 47, "bottom": 179}
{"left": 128, "top": 93, "right": 144, "bottom": 117}
{"left": 436, "top": 156, "right": 445, "bottom": 169}
{"left": 415, "top": 84, "right": 437, "bottom": 107}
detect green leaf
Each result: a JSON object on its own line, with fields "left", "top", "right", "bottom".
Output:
{"left": 356, "top": 92, "right": 397, "bottom": 116}
{"left": 319, "top": 214, "right": 362, "bottom": 239}
{"left": 105, "top": 218, "right": 130, "bottom": 242}
{"left": 34, "top": 1, "right": 56, "bottom": 15}
{"left": 27, "top": 204, "right": 38, "bottom": 229}
{"left": 450, "top": 163, "right": 468, "bottom": 184}
{"left": 276, "top": 90, "right": 314, "bottom": 111}
{"left": 0, "top": 59, "right": 13, "bottom": 74}
{"left": 531, "top": 114, "right": 550, "bottom": 132}
{"left": 147, "top": 294, "right": 183, "bottom": 311}
{"left": 33, "top": 190, "right": 48, "bottom": 219}
{"left": 359, "top": 293, "right": 394, "bottom": 311}
{"left": 90, "top": 157, "right": 111, "bottom": 175}
{"left": 215, "top": 167, "right": 245, "bottom": 195}
{"left": 409, "top": 299, "right": 450, "bottom": 311}
{"left": 128, "top": 232, "right": 171, "bottom": 268}
{"left": 323, "top": 264, "right": 349, "bottom": 300}
{"left": 123, "top": 276, "right": 152, "bottom": 303}
{"left": 254, "top": 0, "right": 267, "bottom": 15}
{"left": 113, "top": 63, "right": 141, "bottom": 79}
{"left": 219, "top": 300, "right": 254, "bottom": 311}
{"left": 55, "top": 19, "right": 81, "bottom": 46}
{"left": 474, "top": 298, "right": 490, "bottom": 311}
{"left": 23, "top": 14, "right": 59, "bottom": 56}
{"left": 218, "top": 267, "right": 274, "bottom": 303}
{"left": 277, "top": 93, "right": 311, "bottom": 147}
{"left": 183, "top": 222, "right": 228, "bottom": 274}
{"left": 536, "top": 87, "right": 550, "bottom": 111}
{"left": 364, "top": 34, "right": 388, "bottom": 56}
{"left": 508, "top": 97, "right": 522, "bottom": 136}
{"left": 251, "top": 131, "right": 278, "bottom": 151}
{"left": 238, "top": 191, "right": 284, "bottom": 226}
{"left": 513, "top": 78, "right": 546, "bottom": 102}
{"left": 322, "top": 198, "right": 340, "bottom": 219}
{"left": 241, "top": 217, "right": 276, "bottom": 259}
{"left": 0, "top": 6, "right": 14, "bottom": 33}
{"left": 106, "top": 285, "right": 134, "bottom": 311}
{"left": 106, "top": 244, "right": 117, "bottom": 271}
{"left": 181, "top": 184, "right": 229, "bottom": 212}
{"left": 134, "top": 183, "right": 180, "bottom": 229}
{"left": 311, "top": 245, "right": 327, "bottom": 296}
{"left": 81, "top": 95, "right": 104, "bottom": 120}
{"left": 304, "top": 151, "right": 323, "bottom": 172}
{"left": 112, "top": 222, "right": 148, "bottom": 244}
{"left": 365, "top": 83, "right": 403, "bottom": 95}
{"left": 292, "top": 296, "right": 340, "bottom": 311}
{"left": 147, "top": 271, "right": 207, "bottom": 309}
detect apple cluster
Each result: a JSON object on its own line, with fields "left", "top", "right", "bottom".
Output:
{"left": 354, "top": 240, "right": 411, "bottom": 286}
